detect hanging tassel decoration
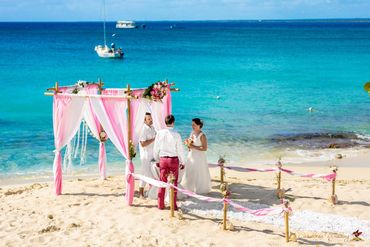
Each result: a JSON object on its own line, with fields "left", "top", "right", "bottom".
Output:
{"left": 63, "top": 141, "right": 73, "bottom": 173}
{"left": 73, "top": 124, "right": 81, "bottom": 159}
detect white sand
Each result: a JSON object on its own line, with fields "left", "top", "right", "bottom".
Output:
{"left": 1, "top": 154, "right": 370, "bottom": 246}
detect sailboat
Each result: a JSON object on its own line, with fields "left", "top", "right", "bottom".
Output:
{"left": 95, "top": 0, "right": 124, "bottom": 58}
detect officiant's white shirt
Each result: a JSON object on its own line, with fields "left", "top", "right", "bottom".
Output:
{"left": 139, "top": 124, "right": 156, "bottom": 160}
{"left": 153, "top": 127, "right": 185, "bottom": 165}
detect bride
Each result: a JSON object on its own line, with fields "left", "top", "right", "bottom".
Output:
{"left": 181, "top": 118, "right": 211, "bottom": 194}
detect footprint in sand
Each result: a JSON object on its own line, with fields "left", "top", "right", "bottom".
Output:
{"left": 30, "top": 183, "right": 43, "bottom": 190}
{"left": 68, "top": 223, "right": 81, "bottom": 228}
{"left": 39, "top": 225, "right": 60, "bottom": 234}
{"left": 5, "top": 189, "right": 25, "bottom": 196}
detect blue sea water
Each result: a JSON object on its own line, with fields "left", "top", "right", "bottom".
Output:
{"left": 1, "top": 20, "right": 370, "bottom": 177}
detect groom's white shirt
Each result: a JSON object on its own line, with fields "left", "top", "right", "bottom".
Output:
{"left": 153, "top": 127, "right": 185, "bottom": 165}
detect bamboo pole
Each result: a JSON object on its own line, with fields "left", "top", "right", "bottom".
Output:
{"left": 46, "top": 81, "right": 60, "bottom": 94}
{"left": 220, "top": 183, "right": 229, "bottom": 230}
{"left": 223, "top": 197, "right": 228, "bottom": 230}
{"left": 283, "top": 201, "right": 290, "bottom": 242}
{"left": 276, "top": 160, "right": 284, "bottom": 198}
{"left": 127, "top": 84, "right": 132, "bottom": 160}
{"left": 98, "top": 78, "right": 104, "bottom": 94}
{"left": 218, "top": 158, "right": 225, "bottom": 184}
{"left": 169, "top": 173, "right": 175, "bottom": 218}
{"left": 220, "top": 164, "right": 224, "bottom": 184}
{"left": 329, "top": 154, "right": 341, "bottom": 205}
{"left": 44, "top": 92, "right": 134, "bottom": 98}
{"left": 332, "top": 174, "right": 336, "bottom": 196}
{"left": 277, "top": 171, "right": 281, "bottom": 191}
{"left": 330, "top": 167, "right": 338, "bottom": 205}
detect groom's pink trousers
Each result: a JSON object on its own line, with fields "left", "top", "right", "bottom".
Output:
{"left": 158, "top": 157, "right": 179, "bottom": 210}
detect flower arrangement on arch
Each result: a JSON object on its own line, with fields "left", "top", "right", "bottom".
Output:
{"left": 99, "top": 130, "right": 108, "bottom": 142}
{"left": 129, "top": 140, "right": 136, "bottom": 159}
{"left": 142, "top": 81, "right": 169, "bottom": 102}
{"left": 72, "top": 80, "right": 90, "bottom": 94}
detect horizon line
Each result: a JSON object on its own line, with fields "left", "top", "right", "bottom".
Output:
{"left": 2, "top": 18, "right": 370, "bottom": 23}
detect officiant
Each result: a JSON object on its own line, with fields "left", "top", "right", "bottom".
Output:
{"left": 138, "top": 112, "right": 157, "bottom": 198}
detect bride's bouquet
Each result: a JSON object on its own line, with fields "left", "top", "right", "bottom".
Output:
{"left": 184, "top": 137, "right": 193, "bottom": 150}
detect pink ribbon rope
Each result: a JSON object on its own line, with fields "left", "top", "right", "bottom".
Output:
{"left": 208, "top": 163, "right": 336, "bottom": 181}
{"left": 278, "top": 167, "right": 336, "bottom": 181}
{"left": 131, "top": 172, "right": 284, "bottom": 216}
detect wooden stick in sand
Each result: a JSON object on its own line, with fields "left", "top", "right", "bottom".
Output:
{"left": 275, "top": 159, "right": 285, "bottom": 199}
{"left": 218, "top": 157, "right": 225, "bottom": 184}
{"left": 169, "top": 173, "right": 176, "bottom": 218}
{"left": 282, "top": 200, "right": 297, "bottom": 242}
{"left": 220, "top": 183, "right": 229, "bottom": 230}
{"left": 283, "top": 200, "right": 290, "bottom": 242}
{"left": 330, "top": 154, "right": 341, "bottom": 205}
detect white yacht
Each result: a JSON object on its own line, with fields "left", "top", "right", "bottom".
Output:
{"left": 95, "top": 45, "right": 123, "bottom": 58}
{"left": 116, "top": 21, "right": 137, "bottom": 29}
{"left": 95, "top": 0, "right": 124, "bottom": 59}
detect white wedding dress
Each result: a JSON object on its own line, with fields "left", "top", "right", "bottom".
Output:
{"left": 181, "top": 132, "right": 211, "bottom": 194}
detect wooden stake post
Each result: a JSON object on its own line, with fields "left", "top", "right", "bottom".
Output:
{"left": 127, "top": 84, "right": 132, "bottom": 161}
{"left": 169, "top": 173, "right": 176, "bottom": 218}
{"left": 220, "top": 183, "right": 229, "bottom": 230}
{"left": 46, "top": 81, "right": 60, "bottom": 95}
{"left": 283, "top": 200, "right": 290, "bottom": 242}
{"left": 275, "top": 160, "right": 284, "bottom": 198}
{"left": 330, "top": 166, "right": 338, "bottom": 205}
{"left": 329, "top": 154, "right": 341, "bottom": 205}
{"left": 218, "top": 158, "right": 225, "bottom": 184}
{"left": 277, "top": 170, "right": 282, "bottom": 191}
{"left": 98, "top": 78, "right": 104, "bottom": 94}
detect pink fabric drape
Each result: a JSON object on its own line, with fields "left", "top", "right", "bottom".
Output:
{"left": 77, "top": 87, "right": 172, "bottom": 205}
{"left": 53, "top": 94, "right": 86, "bottom": 195}
{"left": 83, "top": 85, "right": 107, "bottom": 179}
{"left": 124, "top": 94, "right": 144, "bottom": 205}
{"left": 163, "top": 88, "right": 172, "bottom": 117}
{"left": 90, "top": 97, "right": 135, "bottom": 204}
{"left": 131, "top": 90, "right": 145, "bottom": 145}
{"left": 99, "top": 142, "right": 107, "bottom": 179}
{"left": 125, "top": 160, "right": 135, "bottom": 205}
{"left": 53, "top": 151, "right": 63, "bottom": 195}
{"left": 90, "top": 97, "right": 129, "bottom": 157}
{"left": 149, "top": 88, "right": 172, "bottom": 130}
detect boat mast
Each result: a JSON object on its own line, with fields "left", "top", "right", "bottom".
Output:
{"left": 103, "top": 0, "right": 107, "bottom": 47}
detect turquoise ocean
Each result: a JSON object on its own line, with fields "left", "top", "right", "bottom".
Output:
{"left": 1, "top": 20, "right": 370, "bottom": 178}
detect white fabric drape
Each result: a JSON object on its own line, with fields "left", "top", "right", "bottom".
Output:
{"left": 89, "top": 97, "right": 128, "bottom": 157}
{"left": 53, "top": 96, "right": 86, "bottom": 151}
{"left": 53, "top": 95, "right": 86, "bottom": 195}
{"left": 151, "top": 101, "right": 166, "bottom": 130}
{"left": 132, "top": 99, "right": 148, "bottom": 145}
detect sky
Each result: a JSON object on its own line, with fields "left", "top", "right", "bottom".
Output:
{"left": 1, "top": 0, "right": 370, "bottom": 21}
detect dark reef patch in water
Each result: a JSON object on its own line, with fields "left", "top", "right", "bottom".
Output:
{"left": 270, "top": 132, "right": 370, "bottom": 149}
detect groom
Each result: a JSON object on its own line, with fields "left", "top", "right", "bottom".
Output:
{"left": 153, "top": 114, "right": 185, "bottom": 210}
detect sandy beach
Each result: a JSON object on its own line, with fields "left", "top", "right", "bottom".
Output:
{"left": 1, "top": 153, "right": 370, "bottom": 246}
